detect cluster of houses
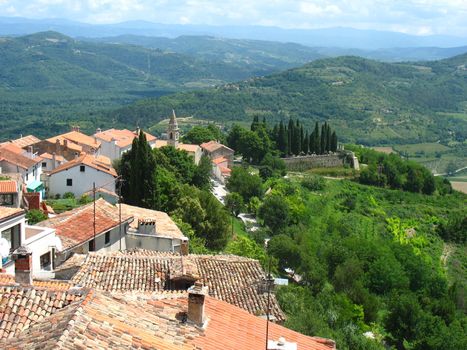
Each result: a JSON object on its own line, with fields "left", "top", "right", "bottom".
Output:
{"left": 0, "top": 112, "right": 335, "bottom": 349}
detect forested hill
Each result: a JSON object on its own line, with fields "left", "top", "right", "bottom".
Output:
{"left": 107, "top": 53, "right": 467, "bottom": 145}
{"left": 0, "top": 31, "right": 290, "bottom": 138}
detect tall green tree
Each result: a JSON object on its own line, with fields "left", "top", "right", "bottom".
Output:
{"left": 331, "top": 131, "right": 338, "bottom": 152}
{"left": 120, "top": 131, "right": 157, "bottom": 208}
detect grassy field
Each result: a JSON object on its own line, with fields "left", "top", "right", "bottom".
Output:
{"left": 393, "top": 142, "right": 450, "bottom": 155}
{"left": 451, "top": 182, "right": 467, "bottom": 194}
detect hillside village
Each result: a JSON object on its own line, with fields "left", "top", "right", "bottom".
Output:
{"left": 0, "top": 110, "right": 337, "bottom": 349}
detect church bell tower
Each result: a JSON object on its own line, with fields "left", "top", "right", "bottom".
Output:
{"left": 167, "top": 109, "right": 180, "bottom": 148}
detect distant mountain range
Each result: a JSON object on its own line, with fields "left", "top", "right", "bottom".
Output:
{"left": 1, "top": 16, "right": 466, "bottom": 50}
{"left": 88, "top": 34, "right": 467, "bottom": 63}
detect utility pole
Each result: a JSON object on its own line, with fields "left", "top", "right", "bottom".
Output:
{"left": 264, "top": 240, "right": 273, "bottom": 350}
{"left": 118, "top": 177, "right": 123, "bottom": 251}
{"left": 93, "top": 182, "right": 96, "bottom": 249}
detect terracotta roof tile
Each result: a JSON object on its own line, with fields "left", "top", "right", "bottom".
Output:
{"left": 0, "top": 285, "right": 334, "bottom": 350}
{"left": 36, "top": 199, "right": 132, "bottom": 251}
{"left": 0, "top": 207, "right": 24, "bottom": 222}
{"left": 155, "top": 140, "right": 200, "bottom": 153}
{"left": 200, "top": 141, "right": 233, "bottom": 153}
{"left": 119, "top": 204, "right": 186, "bottom": 239}
{"left": 10, "top": 135, "right": 41, "bottom": 149}
{"left": 0, "top": 145, "right": 40, "bottom": 169}
{"left": 46, "top": 131, "right": 100, "bottom": 150}
{"left": 70, "top": 251, "right": 285, "bottom": 321}
{"left": 39, "top": 153, "right": 66, "bottom": 162}
{"left": 95, "top": 129, "right": 156, "bottom": 148}
{"left": 48, "top": 153, "right": 117, "bottom": 177}
{"left": 0, "top": 181, "right": 17, "bottom": 194}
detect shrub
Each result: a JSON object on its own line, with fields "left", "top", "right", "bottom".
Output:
{"left": 301, "top": 175, "right": 326, "bottom": 191}
{"left": 63, "top": 192, "right": 75, "bottom": 199}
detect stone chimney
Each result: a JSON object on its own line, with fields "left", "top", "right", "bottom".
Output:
{"left": 63, "top": 139, "right": 68, "bottom": 149}
{"left": 187, "top": 281, "right": 208, "bottom": 325}
{"left": 55, "top": 139, "right": 61, "bottom": 153}
{"left": 12, "top": 246, "right": 33, "bottom": 286}
{"left": 138, "top": 218, "right": 156, "bottom": 235}
{"left": 180, "top": 239, "right": 189, "bottom": 256}
{"left": 52, "top": 152, "right": 56, "bottom": 169}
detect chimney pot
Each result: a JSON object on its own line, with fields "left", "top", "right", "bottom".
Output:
{"left": 12, "top": 246, "right": 33, "bottom": 286}
{"left": 187, "top": 281, "right": 208, "bottom": 325}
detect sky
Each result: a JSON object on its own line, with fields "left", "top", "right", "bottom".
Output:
{"left": 0, "top": 0, "right": 466, "bottom": 37}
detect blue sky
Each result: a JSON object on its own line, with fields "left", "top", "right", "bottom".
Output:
{"left": 1, "top": 0, "right": 466, "bottom": 36}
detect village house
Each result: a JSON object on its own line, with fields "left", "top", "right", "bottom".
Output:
{"left": 0, "top": 179, "right": 20, "bottom": 208}
{"left": 0, "top": 278, "right": 336, "bottom": 349}
{"left": 201, "top": 140, "right": 235, "bottom": 167}
{"left": 47, "top": 153, "right": 117, "bottom": 198}
{"left": 1, "top": 135, "right": 41, "bottom": 151}
{"left": 94, "top": 128, "right": 157, "bottom": 161}
{"left": 0, "top": 143, "right": 44, "bottom": 200}
{"left": 39, "top": 152, "right": 66, "bottom": 173}
{"left": 154, "top": 111, "right": 202, "bottom": 164}
{"left": 35, "top": 199, "right": 133, "bottom": 264}
{"left": 0, "top": 206, "right": 60, "bottom": 278}
{"left": 34, "top": 128, "right": 101, "bottom": 161}
{"left": 200, "top": 140, "right": 235, "bottom": 183}
{"left": 120, "top": 204, "right": 189, "bottom": 253}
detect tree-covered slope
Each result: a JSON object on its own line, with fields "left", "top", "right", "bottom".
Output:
{"left": 107, "top": 54, "right": 467, "bottom": 144}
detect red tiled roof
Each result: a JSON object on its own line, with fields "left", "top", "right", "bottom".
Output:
{"left": 0, "top": 180, "right": 16, "bottom": 194}
{"left": 70, "top": 251, "right": 286, "bottom": 321}
{"left": 48, "top": 153, "right": 117, "bottom": 177}
{"left": 95, "top": 129, "right": 157, "bottom": 148}
{"left": 39, "top": 152, "right": 66, "bottom": 162}
{"left": 0, "top": 145, "right": 40, "bottom": 169}
{"left": 119, "top": 204, "right": 185, "bottom": 239}
{"left": 45, "top": 131, "right": 100, "bottom": 150}
{"left": 200, "top": 140, "right": 234, "bottom": 153}
{"left": 0, "top": 286, "right": 335, "bottom": 350}
{"left": 154, "top": 140, "right": 200, "bottom": 153}
{"left": 36, "top": 198, "right": 133, "bottom": 251}
{"left": 0, "top": 206, "right": 24, "bottom": 222}
{"left": 212, "top": 156, "right": 228, "bottom": 165}
{"left": 10, "top": 135, "right": 41, "bottom": 149}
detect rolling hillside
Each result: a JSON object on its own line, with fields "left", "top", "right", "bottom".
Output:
{"left": 106, "top": 54, "right": 467, "bottom": 145}
{"left": 0, "top": 31, "right": 284, "bottom": 138}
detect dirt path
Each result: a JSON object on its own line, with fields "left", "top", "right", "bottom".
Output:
{"left": 441, "top": 243, "right": 455, "bottom": 267}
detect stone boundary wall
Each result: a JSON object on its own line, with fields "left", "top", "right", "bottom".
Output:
{"left": 281, "top": 152, "right": 358, "bottom": 171}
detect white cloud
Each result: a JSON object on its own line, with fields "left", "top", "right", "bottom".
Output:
{"left": 0, "top": 0, "right": 465, "bottom": 36}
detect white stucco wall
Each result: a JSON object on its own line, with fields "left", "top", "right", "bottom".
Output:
{"left": 67, "top": 225, "right": 127, "bottom": 255}
{"left": 125, "top": 233, "right": 182, "bottom": 252}
{"left": 24, "top": 226, "right": 57, "bottom": 277}
{"left": 97, "top": 139, "right": 132, "bottom": 161}
{"left": 0, "top": 213, "right": 26, "bottom": 274}
{"left": 48, "top": 164, "right": 116, "bottom": 198}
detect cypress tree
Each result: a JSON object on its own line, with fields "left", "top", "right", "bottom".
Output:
{"left": 326, "top": 124, "right": 332, "bottom": 153}
{"left": 309, "top": 131, "right": 315, "bottom": 153}
{"left": 278, "top": 121, "right": 287, "bottom": 155}
{"left": 314, "top": 122, "right": 320, "bottom": 155}
{"left": 262, "top": 116, "right": 267, "bottom": 127}
{"left": 320, "top": 123, "right": 326, "bottom": 154}
{"left": 303, "top": 131, "right": 309, "bottom": 154}
{"left": 251, "top": 115, "right": 259, "bottom": 131}
{"left": 331, "top": 131, "right": 338, "bottom": 152}
{"left": 288, "top": 119, "right": 295, "bottom": 155}
{"left": 299, "top": 124, "right": 304, "bottom": 154}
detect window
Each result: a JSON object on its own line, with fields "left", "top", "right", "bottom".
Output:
{"left": 88, "top": 239, "right": 95, "bottom": 252}
{"left": 66, "top": 178, "right": 72, "bottom": 186}
{"left": 0, "top": 194, "right": 14, "bottom": 206}
{"left": 32, "top": 166, "right": 35, "bottom": 177}
{"left": 25, "top": 172, "right": 28, "bottom": 181}
{"left": 1, "top": 224, "right": 21, "bottom": 263}
{"left": 80, "top": 165, "right": 85, "bottom": 172}
{"left": 40, "top": 252, "right": 52, "bottom": 271}
{"left": 105, "top": 231, "right": 110, "bottom": 245}
{"left": 42, "top": 162, "right": 47, "bottom": 168}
